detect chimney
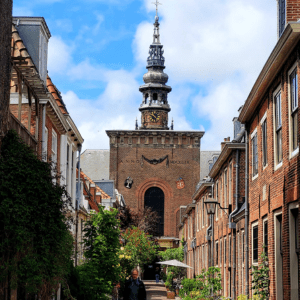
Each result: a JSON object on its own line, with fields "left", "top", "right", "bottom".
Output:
{"left": 12, "top": 17, "right": 51, "bottom": 84}
{"left": 277, "top": 0, "right": 300, "bottom": 38}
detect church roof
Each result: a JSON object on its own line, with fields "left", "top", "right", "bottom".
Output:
{"left": 80, "top": 149, "right": 110, "bottom": 181}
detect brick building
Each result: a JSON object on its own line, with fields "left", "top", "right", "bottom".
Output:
{"left": 180, "top": 1, "right": 300, "bottom": 299}
{"left": 238, "top": 5, "right": 300, "bottom": 299}
{"left": 106, "top": 12, "right": 204, "bottom": 247}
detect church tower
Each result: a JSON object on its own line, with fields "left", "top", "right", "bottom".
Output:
{"left": 139, "top": 14, "right": 171, "bottom": 130}
{"left": 106, "top": 5, "right": 204, "bottom": 251}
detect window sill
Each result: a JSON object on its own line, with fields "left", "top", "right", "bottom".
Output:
{"left": 262, "top": 163, "right": 268, "bottom": 171}
{"left": 252, "top": 173, "right": 258, "bottom": 181}
{"left": 290, "top": 147, "right": 299, "bottom": 159}
{"left": 274, "top": 161, "right": 283, "bottom": 171}
{"left": 252, "top": 262, "right": 258, "bottom": 266}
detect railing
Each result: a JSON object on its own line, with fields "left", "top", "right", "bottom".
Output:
{"left": 9, "top": 113, "right": 38, "bottom": 153}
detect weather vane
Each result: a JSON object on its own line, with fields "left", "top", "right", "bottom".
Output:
{"left": 152, "top": 0, "right": 162, "bottom": 16}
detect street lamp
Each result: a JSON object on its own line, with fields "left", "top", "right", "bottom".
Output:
{"left": 204, "top": 195, "right": 230, "bottom": 216}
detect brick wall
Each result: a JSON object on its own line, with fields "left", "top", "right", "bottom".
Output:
{"left": 108, "top": 131, "right": 202, "bottom": 238}
{"left": 247, "top": 43, "right": 300, "bottom": 300}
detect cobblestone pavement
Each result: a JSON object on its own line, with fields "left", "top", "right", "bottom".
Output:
{"left": 144, "top": 280, "right": 167, "bottom": 300}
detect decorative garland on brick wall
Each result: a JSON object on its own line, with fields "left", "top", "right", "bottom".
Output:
{"left": 141, "top": 155, "right": 169, "bottom": 167}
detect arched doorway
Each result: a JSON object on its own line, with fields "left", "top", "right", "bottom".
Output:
{"left": 144, "top": 187, "right": 164, "bottom": 237}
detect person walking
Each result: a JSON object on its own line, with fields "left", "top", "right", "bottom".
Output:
{"left": 155, "top": 267, "right": 160, "bottom": 283}
{"left": 123, "top": 268, "right": 147, "bottom": 300}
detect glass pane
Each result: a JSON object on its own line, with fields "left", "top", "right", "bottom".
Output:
{"left": 292, "top": 112, "right": 298, "bottom": 151}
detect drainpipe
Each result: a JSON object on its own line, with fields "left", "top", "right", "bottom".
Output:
{"left": 39, "top": 98, "right": 48, "bottom": 161}
{"left": 244, "top": 131, "right": 249, "bottom": 296}
{"left": 228, "top": 149, "right": 240, "bottom": 299}
{"left": 206, "top": 184, "right": 214, "bottom": 267}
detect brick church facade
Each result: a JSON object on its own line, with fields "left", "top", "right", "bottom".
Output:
{"left": 106, "top": 12, "right": 204, "bottom": 245}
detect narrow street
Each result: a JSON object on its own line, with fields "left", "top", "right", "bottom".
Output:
{"left": 144, "top": 281, "right": 167, "bottom": 300}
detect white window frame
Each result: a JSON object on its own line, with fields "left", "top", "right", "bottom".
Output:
{"left": 44, "top": 127, "right": 48, "bottom": 161}
{"left": 51, "top": 130, "right": 57, "bottom": 163}
{"left": 288, "top": 62, "right": 299, "bottom": 159}
{"left": 263, "top": 217, "right": 268, "bottom": 256}
{"left": 274, "top": 209, "right": 283, "bottom": 300}
{"left": 260, "top": 111, "right": 268, "bottom": 169}
{"left": 229, "top": 163, "right": 232, "bottom": 205}
{"left": 224, "top": 169, "right": 228, "bottom": 209}
{"left": 273, "top": 86, "right": 283, "bottom": 170}
{"left": 251, "top": 128, "right": 258, "bottom": 180}
{"left": 196, "top": 203, "right": 199, "bottom": 232}
{"left": 252, "top": 221, "right": 259, "bottom": 265}
{"left": 215, "top": 181, "right": 219, "bottom": 220}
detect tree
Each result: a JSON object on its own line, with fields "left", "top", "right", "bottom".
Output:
{"left": 0, "top": 130, "right": 74, "bottom": 299}
{"left": 77, "top": 206, "right": 121, "bottom": 300}
{"left": 118, "top": 205, "right": 160, "bottom": 237}
{"left": 159, "top": 247, "right": 185, "bottom": 281}
{"left": 121, "top": 227, "right": 158, "bottom": 270}
{"left": 0, "top": 0, "right": 12, "bottom": 141}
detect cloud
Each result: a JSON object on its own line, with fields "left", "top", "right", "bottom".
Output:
{"left": 61, "top": 66, "right": 142, "bottom": 150}
{"left": 137, "top": 0, "right": 276, "bottom": 84}
{"left": 193, "top": 78, "right": 249, "bottom": 150}
{"left": 48, "top": 36, "right": 73, "bottom": 75}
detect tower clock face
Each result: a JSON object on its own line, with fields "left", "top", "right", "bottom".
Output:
{"left": 149, "top": 111, "right": 160, "bottom": 122}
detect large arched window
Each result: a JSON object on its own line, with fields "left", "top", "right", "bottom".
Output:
{"left": 144, "top": 187, "right": 164, "bottom": 236}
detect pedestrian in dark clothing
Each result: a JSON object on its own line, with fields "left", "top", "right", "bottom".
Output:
{"left": 155, "top": 267, "right": 160, "bottom": 283}
{"left": 123, "top": 269, "right": 147, "bottom": 300}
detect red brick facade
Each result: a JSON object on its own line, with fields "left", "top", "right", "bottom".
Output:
{"left": 107, "top": 130, "right": 204, "bottom": 238}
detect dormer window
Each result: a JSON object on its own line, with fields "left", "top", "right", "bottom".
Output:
{"left": 279, "top": 0, "right": 286, "bottom": 37}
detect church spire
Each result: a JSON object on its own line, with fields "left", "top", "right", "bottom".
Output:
{"left": 139, "top": 4, "right": 172, "bottom": 130}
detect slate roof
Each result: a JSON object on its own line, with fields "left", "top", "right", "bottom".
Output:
{"left": 80, "top": 149, "right": 110, "bottom": 181}
{"left": 80, "top": 170, "right": 110, "bottom": 199}
{"left": 200, "top": 150, "right": 221, "bottom": 181}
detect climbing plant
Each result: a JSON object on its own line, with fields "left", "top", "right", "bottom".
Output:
{"left": 251, "top": 246, "right": 270, "bottom": 300}
{"left": 0, "top": 130, "right": 74, "bottom": 298}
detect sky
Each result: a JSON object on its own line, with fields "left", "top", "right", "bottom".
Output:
{"left": 13, "top": 0, "right": 278, "bottom": 151}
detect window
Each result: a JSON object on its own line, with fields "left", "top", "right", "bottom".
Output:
{"left": 224, "top": 237, "right": 227, "bottom": 265}
{"left": 279, "top": 0, "right": 286, "bottom": 37}
{"left": 263, "top": 220, "right": 268, "bottom": 256}
{"left": 261, "top": 117, "right": 268, "bottom": 167}
{"left": 252, "top": 224, "right": 258, "bottom": 263}
{"left": 252, "top": 131, "right": 258, "bottom": 177}
{"left": 220, "top": 239, "right": 222, "bottom": 265}
{"left": 44, "top": 127, "right": 48, "bottom": 160}
{"left": 275, "top": 213, "right": 283, "bottom": 299}
{"left": 289, "top": 67, "right": 298, "bottom": 153}
{"left": 229, "top": 164, "right": 232, "bottom": 205}
{"left": 274, "top": 89, "right": 283, "bottom": 165}
{"left": 202, "top": 198, "right": 205, "bottom": 227}
{"left": 216, "top": 242, "right": 219, "bottom": 265}
{"left": 71, "top": 151, "right": 74, "bottom": 195}
{"left": 224, "top": 170, "right": 227, "bottom": 208}
{"left": 196, "top": 204, "right": 199, "bottom": 231}
{"left": 52, "top": 130, "right": 57, "bottom": 163}
{"left": 66, "top": 144, "right": 70, "bottom": 185}
{"left": 216, "top": 182, "right": 219, "bottom": 219}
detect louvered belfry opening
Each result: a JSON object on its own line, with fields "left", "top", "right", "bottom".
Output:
{"left": 144, "top": 187, "right": 164, "bottom": 236}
